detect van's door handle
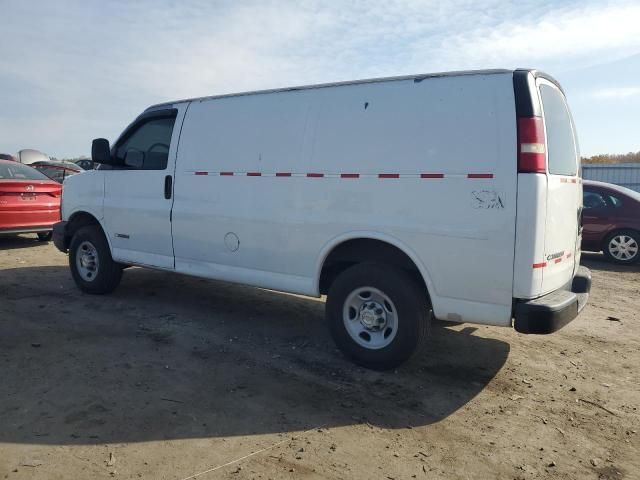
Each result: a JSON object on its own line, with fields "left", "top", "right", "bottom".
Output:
{"left": 164, "top": 175, "right": 172, "bottom": 199}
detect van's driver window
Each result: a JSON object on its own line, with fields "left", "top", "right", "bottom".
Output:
{"left": 115, "top": 117, "right": 176, "bottom": 170}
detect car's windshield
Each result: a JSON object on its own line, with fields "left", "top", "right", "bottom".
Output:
{"left": 0, "top": 162, "right": 51, "bottom": 181}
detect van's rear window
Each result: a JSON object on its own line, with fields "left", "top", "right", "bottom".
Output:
{"left": 540, "top": 84, "right": 578, "bottom": 176}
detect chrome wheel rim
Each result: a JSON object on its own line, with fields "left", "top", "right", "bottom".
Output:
{"left": 76, "top": 241, "right": 99, "bottom": 281}
{"left": 343, "top": 287, "right": 398, "bottom": 350}
{"left": 608, "top": 235, "right": 638, "bottom": 261}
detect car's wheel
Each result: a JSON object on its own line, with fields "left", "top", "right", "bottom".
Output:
{"left": 69, "top": 225, "right": 123, "bottom": 294}
{"left": 603, "top": 229, "right": 640, "bottom": 265}
{"left": 326, "top": 262, "right": 430, "bottom": 370}
{"left": 37, "top": 231, "right": 52, "bottom": 242}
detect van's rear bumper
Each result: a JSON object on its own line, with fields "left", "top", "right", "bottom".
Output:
{"left": 513, "top": 266, "right": 591, "bottom": 334}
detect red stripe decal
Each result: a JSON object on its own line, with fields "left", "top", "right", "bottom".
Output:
{"left": 560, "top": 178, "right": 568, "bottom": 183}
{"left": 532, "top": 262, "right": 547, "bottom": 269}
{"left": 213, "top": 172, "right": 497, "bottom": 179}
{"left": 570, "top": 178, "right": 577, "bottom": 184}
{"left": 554, "top": 257, "right": 562, "bottom": 264}
{"left": 194, "top": 171, "right": 208, "bottom": 176}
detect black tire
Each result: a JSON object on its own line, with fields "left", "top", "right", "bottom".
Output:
{"left": 69, "top": 225, "right": 122, "bottom": 294}
{"left": 326, "top": 262, "right": 430, "bottom": 370}
{"left": 603, "top": 229, "right": 640, "bottom": 265}
{"left": 37, "top": 231, "right": 52, "bottom": 242}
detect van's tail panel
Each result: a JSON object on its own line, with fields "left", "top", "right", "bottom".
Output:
{"left": 512, "top": 70, "right": 581, "bottom": 300}
{"left": 512, "top": 176, "right": 581, "bottom": 299}
{"left": 513, "top": 174, "right": 547, "bottom": 299}
{"left": 537, "top": 78, "right": 581, "bottom": 295}
{"left": 540, "top": 175, "right": 580, "bottom": 294}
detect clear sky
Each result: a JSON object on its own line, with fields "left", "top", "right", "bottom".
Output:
{"left": 1, "top": 0, "right": 639, "bottom": 158}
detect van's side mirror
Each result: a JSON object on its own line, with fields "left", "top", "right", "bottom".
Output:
{"left": 124, "top": 150, "right": 144, "bottom": 169}
{"left": 92, "top": 138, "right": 112, "bottom": 164}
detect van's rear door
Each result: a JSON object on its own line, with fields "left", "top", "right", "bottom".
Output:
{"left": 537, "top": 78, "right": 581, "bottom": 294}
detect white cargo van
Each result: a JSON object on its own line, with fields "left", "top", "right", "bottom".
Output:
{"left": 54, "top": 68, "right": 591, "bottom": 369}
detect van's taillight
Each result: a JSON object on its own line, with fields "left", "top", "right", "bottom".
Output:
{"left": 518, "top": 117, "right": 546, "bottom": 173}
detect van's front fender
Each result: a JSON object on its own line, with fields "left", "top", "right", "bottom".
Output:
{"left": 61, "top": 171, "right": 104, "bottom": 222}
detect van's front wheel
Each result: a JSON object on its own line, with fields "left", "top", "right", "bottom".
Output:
{"left": 69, "top": 225, "right": 123, "bottom": 294}
{"left": 326, "top": 263, "right": 430, "bottom": 370}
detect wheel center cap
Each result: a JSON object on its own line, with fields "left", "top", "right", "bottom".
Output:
{"left": 360, "top": 310, "right": 376, "bottom": 327}
{"left": 359, "top": 302, "right": 386, "bottom": 330}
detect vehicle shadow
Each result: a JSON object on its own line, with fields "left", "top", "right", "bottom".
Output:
{"left": 581, "top": 251, "right": 640, "bottom": 273}
{"left": 0, "top": 234, "right": 48, "bottom": 250}
{"left": 0, "top": 265, "right": 510, "bottom": 445}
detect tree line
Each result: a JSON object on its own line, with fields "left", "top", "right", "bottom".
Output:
{"left": 582, "top": 151, "right": 640, "bottom": 164}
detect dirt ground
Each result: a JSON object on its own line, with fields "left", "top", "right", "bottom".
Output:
{"left": 0, "top": 236, "right": 638, "bottom": 480}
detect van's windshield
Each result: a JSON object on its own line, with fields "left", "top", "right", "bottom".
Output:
{"left": 540, "top": 84, "right": 578, "bottom": 176}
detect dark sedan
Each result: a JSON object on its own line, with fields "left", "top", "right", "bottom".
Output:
{"left": 582, "top": 180, "right": 640, "bottom": 264}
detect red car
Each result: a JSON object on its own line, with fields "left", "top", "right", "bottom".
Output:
{"left": 582, "top": 179, "right": 640, "bottom": 264}
{"left": 0, "top": 159, "right": 62, "bottom": 241}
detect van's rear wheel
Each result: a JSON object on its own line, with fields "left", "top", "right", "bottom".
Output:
{"left": 326, "top": 263, "right": 430, "bottom": 370}
{"left": 603, "top": 230, "right": 639, "bottom": 265}
{"left": 69, "top": 225, "right": 123, "bottom": 294}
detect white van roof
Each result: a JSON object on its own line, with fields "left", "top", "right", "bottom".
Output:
{"left": 146, "top": 68, "right": 514, "bottom": 112}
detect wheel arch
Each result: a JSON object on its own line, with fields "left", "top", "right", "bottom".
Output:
{"left": 315, "top": 232, "right": 435, "bottom": 303}
{"left": 64, "top": 211, "right": 112, "bottom": 251}
{"left": 602, "top": 226, "right": 640, "bottom": 242}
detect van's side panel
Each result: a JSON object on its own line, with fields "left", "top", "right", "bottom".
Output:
{"left": 171, "top": 91, "right": 316, "bottom": 294}
{"left": 171, "top": 73, "right": 518, "bottom": 326}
